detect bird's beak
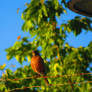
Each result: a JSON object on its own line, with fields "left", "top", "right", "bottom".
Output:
{"left": 32, "top": 51, "right": 35, "bottom": 56}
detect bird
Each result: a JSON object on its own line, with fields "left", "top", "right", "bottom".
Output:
{"left": 31, "top": 50, "right": 49, "bottom": 86}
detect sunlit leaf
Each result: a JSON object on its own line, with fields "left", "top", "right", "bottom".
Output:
{"left": 27, "top": 55, "right": 31, "bottom": 62}
{"left": 0, "top": 64, "right": 6, "bottom": 70}
{"left": 15, "top": 55, "right": 20, "bottom": 61}
{"left": 6, "top": 55, "right": 11, "bottom": 60}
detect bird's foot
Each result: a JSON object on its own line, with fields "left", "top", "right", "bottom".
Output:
{"left": 34, "top": 74, "right": 41, "bottom": 78}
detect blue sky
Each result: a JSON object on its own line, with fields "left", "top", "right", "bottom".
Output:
{"left": 0, "top": 0, "right": 92, "bottom": 75}
{"left": 0, "top": 0, "right": 31, "bottom": 75}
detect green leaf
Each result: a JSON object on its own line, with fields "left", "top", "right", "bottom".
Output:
{"left": 27, "top": 55, "right": 31, "bottom": 62}
{"left": 0, "top": 64, "right": 6, "bottom": 70}
{"left": 42, "top": 5, "right": 48, "bottom": 17}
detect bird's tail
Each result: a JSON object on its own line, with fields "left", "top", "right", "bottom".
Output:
{"left": 44, "top": 78, "right": 49, "bottom": 86}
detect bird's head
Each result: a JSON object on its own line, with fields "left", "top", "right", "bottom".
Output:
{"left": 32, "top": 50, "right": 40, "bottom": 56}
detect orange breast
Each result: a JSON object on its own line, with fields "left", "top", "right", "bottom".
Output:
{"left": 31, "top": 56, "right": 45, "bottom": 74}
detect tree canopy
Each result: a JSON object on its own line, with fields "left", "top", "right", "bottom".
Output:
{"left": 0, "top": 0, "right": 92, "bottom": 92}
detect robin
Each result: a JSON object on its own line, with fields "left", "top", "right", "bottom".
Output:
{"left": 31, "top": 50, "right": 49, "bottom": 86}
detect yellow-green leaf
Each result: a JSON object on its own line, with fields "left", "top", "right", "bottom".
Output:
{"left": 0, "top": 64, "right": 6, "bottom": 70}
{"left": 27, "top": 55, "right": 31, "bottom": 62}
{"left": 6, "top": 55, "right": 11, "bottom": 60}
{"left": 15, "top": 55, "right": 20, "bottom": 61}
